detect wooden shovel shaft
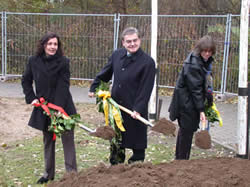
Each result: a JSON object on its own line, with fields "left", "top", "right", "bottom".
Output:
{"left": 61, "top": 113, "right": 96, "bottom": 133}
{"left": 118, "top": 104, "right": 154, "bottom": 127}
{"left": 201, "top": 120, "right": 206, "bottom": 130}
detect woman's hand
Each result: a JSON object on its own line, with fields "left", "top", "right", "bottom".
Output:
{"left": 200, "top": 111, "right": 206, "bottom": 122}
{"left": 88, "top": 92, "right": 95, "bottom": 98}
{"left": 31, "top": 99, "right": 39, "bottom": 106}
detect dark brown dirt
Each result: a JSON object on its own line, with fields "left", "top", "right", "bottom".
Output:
{"left": 90, "top": 126, "right": 116, "bottom": 140}
{"left": 48, "top": 157, "right": 250, "bottom": 187}
{"left": 151, "top": 118, "right": 176, "bottom": 136}
{"left": 195, "top": 130, "right": 212, "bottom": 149}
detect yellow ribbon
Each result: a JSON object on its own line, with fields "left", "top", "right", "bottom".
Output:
{"left": 97, "top": 90, "right": 125, "bottom": 131}
{"left": 211, "top": 103, "right": 223, "bottom": 126}
{"left": 112, "top": 106, "right": 125, "bottom": 131}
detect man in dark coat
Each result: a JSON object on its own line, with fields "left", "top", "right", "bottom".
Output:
{"left": 21, "top": 32, "right": 77, "bottom": 184}
{"left": 88, "top": 27, "right": 156, "bottom": 165}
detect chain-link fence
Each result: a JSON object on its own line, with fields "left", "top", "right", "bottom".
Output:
{"left": 0, "top": 12, "right": 249, "bottom": 94}
{"left": 117, "top": 15, "right": 229, "bottom": 93}
{"left": 3, "top": 12, "right": 116, "bottom": 80}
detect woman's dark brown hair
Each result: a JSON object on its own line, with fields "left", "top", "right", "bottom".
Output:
{"left": 193, "top": 35, "right": 216, "bottom": 56}
{"left": 35, "top": 32, "right": 64, "bottom": 57}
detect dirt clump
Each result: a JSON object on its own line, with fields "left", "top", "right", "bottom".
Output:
{"left": 151, "top": 118, "right": 176, "bottom": 136}
{"left": 48, "top": 157, "right": 250, "bottom": 187}
{"left": 195, "top": 130, "right": 212, "bottom": 149}
{"left": 90, "top": 126, "right": 116, "bottom": 140}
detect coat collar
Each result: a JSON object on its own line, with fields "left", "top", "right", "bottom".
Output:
{"left": 35, "top": 55, "right": 62, "bottom": 76}
{"left": 120, "top": 48, "right": 143, "bottom": 62}
{"left": 35, "top": 56, "right": 49, "bottom": 76}
{"left": 185, "top": 52, "right": 213, "bottom": 69}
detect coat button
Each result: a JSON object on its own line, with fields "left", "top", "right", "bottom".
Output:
{"left": 122, "top": 68, "right": 125, "bottom": 71}
{"left": 119, "top": 84, "right": 121, "bottom": 88}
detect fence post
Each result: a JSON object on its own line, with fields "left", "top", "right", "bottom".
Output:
{"left": 220, "top": 14, "right": 232, "bottom": 94}
{"left": 148, "top": 0, "right": 158, "bottom": 121}
{"left": 1, "top": 11, "right": 5, "bottom": 81}
{"left": 114, "top": 13, "right": 120, "bottom": 51}
{"left": 237, "top": 0, "right": 249, "bottom": 158}
{"left": 222, "top": 14, "right": 232, "bottom": 94}
{"left": 3, "top": 11, "right": 7, "bottom": 80}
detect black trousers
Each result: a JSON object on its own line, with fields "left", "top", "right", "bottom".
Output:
{"left": 175, "top": 127, "right": 194, "bottom": 160}
{"left": 42, "top": 129, "right": 77, "bottom": 179}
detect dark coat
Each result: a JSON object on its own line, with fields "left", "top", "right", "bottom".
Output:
{"left": 90, "top": 48, "right": 156, "bottom": 149}
{"left": 21, "top": 55, "right": 76, "bottom": 131}
{"left": 169, "top": 52, "right": 213, "bottom": 132}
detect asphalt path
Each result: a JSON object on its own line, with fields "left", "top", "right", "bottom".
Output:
{"left": 0, "top": 81, "right": 238, "bottom": 151}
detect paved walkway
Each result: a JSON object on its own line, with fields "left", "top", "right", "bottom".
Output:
{"left": 0, "top": 81, "right": 238, "bottom": 151}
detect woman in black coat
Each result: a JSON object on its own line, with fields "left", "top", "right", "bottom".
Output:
{"left": 169, "top": 35, "right": 216, "bottom": 160}
{"left": 89, "top": 27, "right": 155, "bottom": 165}
{"left": 21, "top": 32, "right": 77, "bottom": 184}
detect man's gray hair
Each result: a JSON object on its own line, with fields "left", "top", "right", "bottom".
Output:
{"left": 121, "top": 27, "right": 140, "bottom": 40}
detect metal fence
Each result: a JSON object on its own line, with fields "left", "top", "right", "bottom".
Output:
{"left": 0, "top": 12, "right": 249, "bottom": 94}
{"left": 117, "top": 14, "right": 229, "bottom": 93}
{"left": 2, "top": 12, "right": 116, "bottom": 81}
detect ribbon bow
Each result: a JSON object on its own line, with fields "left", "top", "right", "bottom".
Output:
{"left": 33, "top": 97, "right": 70, "bottom": 140}
{"left": 97, "top": 90, "right": 125, "bottom": 132}
{"left": 211, "top": 103, "right": 223, "bottom": 127}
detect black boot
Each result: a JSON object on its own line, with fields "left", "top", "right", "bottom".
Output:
{"left": 128, "top": 149, "right": 145, "bottom": 164}
{"left": 37, "top": 176, "right": 54, "bottom": 184}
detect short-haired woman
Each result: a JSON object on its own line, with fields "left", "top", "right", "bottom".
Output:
{"left": 169, "top": 35, "right": 216, "bottom": 160}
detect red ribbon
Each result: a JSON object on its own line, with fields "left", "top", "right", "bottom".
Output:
{"left": 33, "top": 97, "right": 69, "bottom": 140}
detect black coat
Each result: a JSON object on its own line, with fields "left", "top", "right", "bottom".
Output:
{"left": 21, "top": 55, "right": 76, "bottom": 131}
{"left": 90, "top": 48, "right": 156, "bottom": 149}
{"left": 169, "top": 52, "right": 213, "bottom": 131}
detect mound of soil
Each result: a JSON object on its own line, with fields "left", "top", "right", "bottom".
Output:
{"left": 48, "top": 157, "right": 250, "bottom": 187}
{"left": 151, "top": 118, "right": 176, "bottom": 136}
{"left": 90, "top": 126, "right": 116, "bottom": 140}
{"left": 195, "top": 130, "right": 212, "bottom": 149}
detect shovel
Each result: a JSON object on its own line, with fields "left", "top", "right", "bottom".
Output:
{"left": 195, "top": 120, "right": 211, "bottom": 149}
{"left": 118, "top": 104, "right": 176, "bottom": 136}
{"left": 77, "top": 123, "right": 116, "bottom": 140}
{"left": 77, "top": 123, "right": 96, "bottom": 133}
{"left": 118, "top": 104, "right": 154, "bottom": 127}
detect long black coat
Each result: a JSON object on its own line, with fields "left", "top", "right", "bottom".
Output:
{"left": 169, "top": 52, "right": 213, "bottom": 132}
{"left": 90, "top": 48, "right": 156, "bottom": 149}
{"left": 21, "top": 55, "right": 76, "bottom": 131}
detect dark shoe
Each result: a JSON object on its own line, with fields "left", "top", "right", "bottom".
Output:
{"left": 37, "top": 176, "right": 54, "bottom": 184}
{"left": 128, "top": 155, "right": 144, "bottom": 164}
{"left": 128, "top": 149, "right": 145, "bottom": 164}
{"left": 128, "top": 158, "right": 144, "bottom": 164}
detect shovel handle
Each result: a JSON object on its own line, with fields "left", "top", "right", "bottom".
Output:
{"left": 201, "top": 120, "right": 206, "bottom": 130}
{"left": 118, "top": 104, "right": 154, "bottom": 127}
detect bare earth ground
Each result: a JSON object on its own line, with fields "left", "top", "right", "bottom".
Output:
{"left": 1, "top": 96, "right": 250, "bottom": 187}
{"left": 0, "top": 97, "right": 42, "bottom": 143}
